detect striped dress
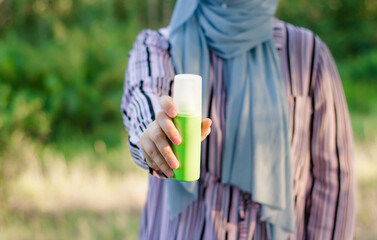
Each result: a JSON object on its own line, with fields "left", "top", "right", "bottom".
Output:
{"left": 121, "top": 19, "right": 355, "bottom": 240}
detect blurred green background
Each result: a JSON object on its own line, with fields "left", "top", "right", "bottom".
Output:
{"left": 0, "top": 0, "right": 376, "bottom": 239}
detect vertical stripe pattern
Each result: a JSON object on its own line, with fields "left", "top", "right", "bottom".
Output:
{"left": 121, "top": 19, "right": 355, "bottom": 240}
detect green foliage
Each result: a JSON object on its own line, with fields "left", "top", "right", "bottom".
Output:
{"left": 0, "top": 0, "right": 376, "bottom": 150}
{"left": 0, "top": 0, "right": 143, "bottom": 151}
{"left": 339, "top": 50, "right": 377, "bottom": 141}
{"left": 277, "top": 0, "right": 377, "bottom": 59}
{"left": 341, "top": 50, "right": 377, "bottom": 114}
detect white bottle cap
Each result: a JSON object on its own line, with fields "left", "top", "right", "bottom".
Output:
{"left": 173, "top": 74, "right": 202, "bottom": 117}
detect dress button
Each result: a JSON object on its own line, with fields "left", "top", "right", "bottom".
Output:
{"left": 222, "top": 3, "right": 228, "bottom": 8}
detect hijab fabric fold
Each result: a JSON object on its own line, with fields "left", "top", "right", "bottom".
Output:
{"left": 167, "top": 0, "right": 295, "bottom": 238}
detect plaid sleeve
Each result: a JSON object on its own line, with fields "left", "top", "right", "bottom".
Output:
{"left": 305, "top": 38, "right": 356, "bottom": 240}
{"left": 121, "top": 29, "right": 175, "bottom": 178}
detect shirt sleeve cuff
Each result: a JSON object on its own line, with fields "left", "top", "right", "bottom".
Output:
{"left": 148, "top": 166, "right": 168, "bottom": 179}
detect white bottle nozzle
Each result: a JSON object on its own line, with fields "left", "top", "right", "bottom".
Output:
{"left": 173, "top": 74, "right": 202, "bottom": 116}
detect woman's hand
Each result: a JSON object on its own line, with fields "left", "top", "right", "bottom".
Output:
{"left": 140, "top": 95, "right": 212, "bottom": 178}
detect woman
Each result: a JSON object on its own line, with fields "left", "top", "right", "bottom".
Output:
{"left": 121, "top": 0, "right": 355, "bottom": 239}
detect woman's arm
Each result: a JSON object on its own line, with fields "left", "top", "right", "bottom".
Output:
{"left": 305, "top": 39, "right": 355, "bottom": 239}
{"left": 121, "top": 29, "right": 212, "bottom": 178}
{"left": 121, "top": 29, "right": 175, "bottom": 178}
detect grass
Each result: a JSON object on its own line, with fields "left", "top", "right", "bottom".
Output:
{"left": 0, "top": 128, "right": 376, "bottom": 239}
{"left": 354, "top": 142, "right": 377, "bottom": 240}
{"left": 1, "top": 210, "right": 141, "bottom": 240}
{"left": 0, "top": 130, "right": 147, "bottom": 240}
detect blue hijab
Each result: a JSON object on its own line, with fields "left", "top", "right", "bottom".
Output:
{"left": 167, "top": 0, "right": 295, "bottom": 238}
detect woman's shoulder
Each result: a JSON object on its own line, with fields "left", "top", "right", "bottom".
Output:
{"left": 132, "top": 28, "right": 171, "bottom": 53}
{"left": 277, "top": 19, "right": 315, "bottom": 37}
{"left": 274, "top": 18, "right": 326, "bottom": 51}
{"left": 275, "top": 18, "right": 332, "bottom": 69}
{"left": 275, "top": 19, "right": 332, "bottom": 96}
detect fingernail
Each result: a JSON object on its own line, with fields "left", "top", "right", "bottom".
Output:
{"left": 173, "top": 136, "right": 182, "bottom": 145}
{"left": 167, "top": 169, "right": 174, "bottom": 178}
{"left": 173, "top": 160, "right": 180, "bottom": 169}
{"left": 168, "top": 108, "right": 176, "bottom": 117}
{"left": 168, "top": 155, "right": 179, "bottom": 169}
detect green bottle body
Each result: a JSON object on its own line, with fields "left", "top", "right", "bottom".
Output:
{"left": 172, "top": 114, "right": 202, "bottom": 181}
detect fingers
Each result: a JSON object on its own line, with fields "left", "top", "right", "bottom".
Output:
{"left": 156, "top": 111, "right": 181, "bottom": 145}
{"left": 141, "top": 133, "right": 174, "bottom": 178}
{"left": 149, "top": 122, "right": 180, "bottom": 169}
{"left": 201, "top": 118, "right": 212, "bottom": 141}
{"left": 145, "top": 154, "right": 160, "bottom": 171}
{"left": 159, "top": 95, "right": 177, "bottom": 118}
{"left": 141, "top": 95, "right": 212, "bottom": 179}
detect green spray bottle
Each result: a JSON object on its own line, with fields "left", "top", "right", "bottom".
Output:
{"left": 172, "top": 74, "right": 202, "bottom": 182}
